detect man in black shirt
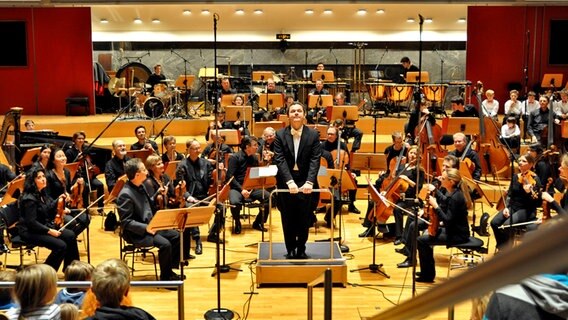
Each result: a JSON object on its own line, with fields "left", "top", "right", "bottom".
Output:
{"left": 146, "top": 64, "right": 166, "bottom": 95}
{"left": 528, "top": 95, "right": 551, "bottom": 146}
{"left": 226, "top": 136, "right": 270, "bottom": 234}
{"left": 333, "top": 92, "right": 364, "bottom": 153}
{"left": 220, "top": 77, "right": 236, "bottom": 95}
{"left": 400, "top": 56, "right": 419, "bottom": 81}
{"left": 131, "top": 125, "right": 159, "bottom": 154}
{"left": 449, "top": 132, "right": 482, "bottom": 180}
{"left": 450, "top": 96, "right": 479, "bottom": 118}
{"left": 105, "top": 139, "right": 131, "bottom": 193}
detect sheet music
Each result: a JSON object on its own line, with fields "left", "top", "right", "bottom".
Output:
{"left": 252, "top": 165, "right": 278, "bottom": 178}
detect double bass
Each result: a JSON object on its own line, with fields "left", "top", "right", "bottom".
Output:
{"left": 415, "top": 112, "right": 447, "bottom": 176}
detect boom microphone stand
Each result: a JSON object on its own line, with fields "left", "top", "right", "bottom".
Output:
{"left": 170, "top": 49, "right": 191, "bottom": 119}
{"left": 204, "top": 13, "right": 236, "bottom": 320}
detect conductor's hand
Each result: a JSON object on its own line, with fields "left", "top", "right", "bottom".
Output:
{"left": 300, "top": 183, "right": 313, "bottom": 194}
{"left": 146, "top": 225, "right": 156, "bottom": 235}
{"left": 288, "top": 182, "right": 299, "bottom": 194}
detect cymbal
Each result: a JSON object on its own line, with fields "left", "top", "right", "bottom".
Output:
{"left": 161, "top": 79, "right": 175, "bottom": 83}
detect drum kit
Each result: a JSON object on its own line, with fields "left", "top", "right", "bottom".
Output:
{"left": 127, "top": 79, "right": 189, "bottom": 119}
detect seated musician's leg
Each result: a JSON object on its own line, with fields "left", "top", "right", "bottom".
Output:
{"left": 349, "top": 127, "right": 363, "bottom": 153}
{"left": 229, "top": 189, "right": 244, "bottom": 234}
{"left": 250, "top": 189, "right": 270, "bottom": 231}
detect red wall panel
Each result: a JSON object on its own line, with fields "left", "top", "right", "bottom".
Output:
{"left": 0, "top": 7, "right": 93, "bottom": 115}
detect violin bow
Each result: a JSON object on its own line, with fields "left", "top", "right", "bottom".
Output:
{"left": 58, "top": 195, "right": 105, "bottom": 232}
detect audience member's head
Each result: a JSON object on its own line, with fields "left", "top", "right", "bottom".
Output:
{"left": 12, "top": 264, "right": 58, "bottom": 314}
{"left": 59, "top": 303, "right": 80, "bottom": 320}
{"left": 64, "top": 260, "right": 94, "bottom": 293}
{"left": 0, "top": 270, "right": 16, "bottom": 309}
{"left": 91, "top": 258, "right": 131, "bottom": 308}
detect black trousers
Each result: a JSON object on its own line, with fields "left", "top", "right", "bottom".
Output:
{"left": 490, "top": 208, "right": 534, "bottom": 250}
{"left": 153, "top": 229, "right": 180, "bottom": 279}
{"left": 278, "top": 193, "right": 313, "bottom": 255}
{"left": 21, "top": 228, "right": 79, "bottom": 272}
{"left": 229, "top": 188, "right": 270, "bottom": 225}
{"left": 82, "top": 177, "right": 105, "bottom": 211}
{"left": 417, "top": 228, "right": 450, "bottom": 281}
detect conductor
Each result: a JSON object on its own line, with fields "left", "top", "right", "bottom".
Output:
{"left": 273, "top": 103, "right": 322, "bottom": 259}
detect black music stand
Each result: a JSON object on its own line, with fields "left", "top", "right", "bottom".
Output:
{"left": 350, "top": 179, "right": 390, "bottom": 278}
{"left": 242, "top": 165, "right": 277, "bottom": 246}
{"left": 317, "top": 168, "right": 356, "bottom": 253}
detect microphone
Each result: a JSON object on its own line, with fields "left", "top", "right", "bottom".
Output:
{"left": 250, "top": 49, "right": 254, "bottom": 69}
{"left": 385, "top": 45, "right": 388, "bottom": 52}
{"left": 418, "top": 14, "right": 424, "bottom": 23}
{"left": 170, "top": 48, "right": 173, "bottom": 54}
{"left": 199, "top": 49, "right": 203, "bottom": 59}
{"left": 329, "top": 46, "right": 333, "bottom": 53}
{"left": 148, "top": 50, "right": 151, "bottom": 56}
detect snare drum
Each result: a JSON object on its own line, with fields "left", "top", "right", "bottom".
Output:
{"left": 367, "top": 84, "right": 387, "bottom": 100}
{"left": 143, "top": 97, "right": 165, "bottom": 118}
{"left": 154, "top": 83, "right": 169, "bottom": 99}
{"left": 423, "top": 84, "right": 448, "bottom": 103}
{"left": 385, "top": 84, "right": 413, "bottom": 102}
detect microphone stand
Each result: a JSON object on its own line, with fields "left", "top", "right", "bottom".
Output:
{"left": 335, "top": 129, "right": 349, "bottom": 253}
{"left": 374, "top": 46, "right": 388, "bottom": 71}
{"left": 204, "top": 12, "right": 235, "bottom": 320}
{"left": 433, "top": 48, "right": 444, "bottom": 84}
{"left": 170, "top": 49, "right": 191, "bottom": 119}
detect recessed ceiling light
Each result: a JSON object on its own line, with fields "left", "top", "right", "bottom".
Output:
{"left": 183, "top": 10, "right": 191, "bottom": 15}
{"left": 100, "top": 18, "right": 108, "bottom": 24}
{"left": 425, "top": 18, "right": 433, "bottom": 23}
{"left": 376, "top": 9, "right": 385, "bottom": 14}
{"left": 235, "top": 9, "right": 244, "bottom": 15}
{"left": 201, "top": 9, "right": 210, "bottom": 15}
{"left": 407, "top": 18, "right": 415, "bottom": 23}
{"left": 323, "top": 9, "right": 333, "bottom": 15}
{"left": 305, "top": 9, "right": 314, "bottom": 15}
{"left": 457, "top": 17, "right": 467, "bottom": 23}
{"left": 133, "top": 18, "right": 142, "bottom": 24}
{"left": 254, "top": 9, "right": 263, "bottom": 14}
{"left": 152, "top": 18, "right": 160, "bottom": 24}
{"left": 357, "top": 9, "right": 367, "bottom": 15}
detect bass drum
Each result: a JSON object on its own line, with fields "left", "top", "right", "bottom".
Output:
{"left": 143, "top": 97, "right": 165, "bottom": 118}
{"left": 116, "top": 62, "right": 152, "bottom": 89}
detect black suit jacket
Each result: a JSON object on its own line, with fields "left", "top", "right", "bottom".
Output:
{"left": 117, "top": 181, "right": 155, "bottom": 246}
{"left": 273, "top": 125, "right": 321, "bottom": 189}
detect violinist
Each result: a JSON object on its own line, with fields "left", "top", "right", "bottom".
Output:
{"left": 104, "top": 139, "right": 131, "bottom": 194}
{"left": 527, "top": 95, "right": 551, "bottom": 145}
{"left": 415, "top": 168, "right": 471, "bottom": 283}
{"left": 201, "top": 134, "right": 233, "bottom": 167}
{"left": 449, "top": 132, "right": 482, "bottom": 180}
{"left": 230, "top": 94, "right": 250, "bottom": 136}
{"left": 65, "top": 131, "right": 105, "bottom": 215}
{"left": 30, "top": 144, "right": 51, "bottom": 171}
{"left": 307, "top": 79, "right": 330, "bottom": 124}
{"left": 257, "top": 127, "right": 276, "bottom": 166}
{"left": 490, "top": 154, "right": 542, "bottom": 251}
{"left": 204, "top": 109, "right": 234, "bottom": 142}
{"left": 333, "top": 92, "right": 364, "bottom": 154}
{"left": 450, "top": 96, "right": 479, "bottom": 118}
{"left": 46, "top": 147, "right": 89, "bottom": 237}
{"left": 131, "top": 125, "right": 159, "bottom": 154}
{"left": 320, "top": 126, "right": 360, "bottom": 228}
{"left": 176, "top": 140, "right": 219, "bottom": 244}
{"left": 144, "top": 154, "right": 200, "bottom": 257}
{"left": 227, "top": 136, "right": 271, "bottom": 234}
{"left": 161, "top": 136, "right": 183, "bottom": 164}
{"left": 18, "top": 166, "right": 80, "bottom": 272}
{"left": 527, "top": 143, "right": 552, "bottom": 190}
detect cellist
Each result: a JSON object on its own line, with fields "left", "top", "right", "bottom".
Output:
{"left": 415, "top": 168, "right": 471, "bottom": 283}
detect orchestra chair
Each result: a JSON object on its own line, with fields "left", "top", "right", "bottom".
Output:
{"left": 119, "top": 227, "right": 159, "bottom": 281}
{"left": 0, "top": 203, "right": 38, "bottom": 270}
{"left": 446, "top": 212, "right": 490, "bottom": 278}
{"left": 241, "top": 198, "right": 262, "bottom": 227}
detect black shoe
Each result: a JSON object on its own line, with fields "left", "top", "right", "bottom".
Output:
{"left": 397, "top": 259, "right": 414, "bottom": 268}
{"left": 348, "top": 205, "right": 361, "bottom": 214}
{"left": 195, "top": 240, "right": 203, "bottom": 255}
{"left": 415, "top": 276, "right": 434, "bottom": 283}
{"left": 184, "top": 254, "right": 196, "bottom": 260}
{"left": 358, "top": 227, "right": 375, "bottom": 238}
{"left": 161, "top": 272, "right": 186, "bottom": 281}
{"left": 207, "top": 235, "right": 224, "bottom": 244}
{"left": 284, "top": 251, "right": 296, "bottom": 259}
{"left": 395, "top": 247, "right": 408, "bottom": 256}
{"left": 295, "top": 252, "right": 309, "bottom": 259}
{"left": 0, "top": 244, "right": 9, "bottom": 254}
{"left": 252, "top": 222, "right": 268, "bottom": 232}
{"left": 233, "top": 221, "right": 242, "bottom": 234}
{"left": 394, "top": 239, "right": 403, "bottom": 246}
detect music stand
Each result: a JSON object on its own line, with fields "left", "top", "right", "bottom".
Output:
{"left": 311, "top": 70, "right": 335, "bottom": 82}
{"left": 174, "top": 75, "right": 195, "bottom": 89}
{"left": 541, "top": 74, "right": 564, "bottom": 89}
{"left": 209, "top": 129, "right": 241, "bottom": 146}
{"left": 242, "top": 166, "right": 277, "bottom": 245}
{"left": 164, "top": 161, "right": 180, "bottom": 179}
{"left": 64, "top": 162, "right": 80, "bottom": 182}
{"left": 406, "top": 71, "right": 430, "bottom": 84}
{"left": 328, "top": 106, "right": 359, "bottom": 123}
{"left": 441, "top": 117, "right": 480, "bottom": 136}
{"left": 258, "top": 93, "right": 284, "bottom": 111}
{"left": 198, "top": 68, "right": 219, "bottom": 79}
{"left": 225, "top": 106, "right": 252, "bottom": 124}
{"left": 253, "top": 121, "right": 285, "bottom": 137}
{"left": 19, "top": 147, "right": 40, "bottom": 169}
{"left": 317, "top": 168, "right": 356, "bottom": 252}
{"left": 104, "top": 175, "right": 127, "bottom": 205}
{"left": 350, "top": 179, "right": 390, "bottom": 277}
{"left": 307, "top": 94, "right": 333, "bottom": 109}
{"left": 252, "top": 71, "right": 275, "bottom": 82}
{"left": 350, "top": 153, "right": 387, "bottom": 176}
{"left": 0, "top": 176, "right": 24, "bottom": 206}
{"left": 306, "top": 124, "right": 328, "bottom": 140}
{"left": 126, "top": 149, "right": 153, "bottom": 164}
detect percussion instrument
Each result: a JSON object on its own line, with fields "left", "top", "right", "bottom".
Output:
{"left": 143, "top": 97, "right": 165, "bottom": 118}
{"left": 367, "top": 83, "right": 387, "bottom": 101}
{"left": 154, "top": 83, "right": 170, "bottom": 99}
{"left": 385, "top": 84, "right": 413, "bottom": 102}
{"left": 422, "top": 84, "right": 448, "bottom": 103}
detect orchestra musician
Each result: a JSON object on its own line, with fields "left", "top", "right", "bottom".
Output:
{"left": 490, "top": 154, "right": 542, "bottom": 251}
{"left": 481, "top": 89, "right": 499, "bottom": 119}
{"left": 307, "top": 79, "right": 330, "bottom": 124}
{"left": 18, "top": 166, "right": 80, "bottom": 272}
{"left": 104, "top": 139, "right": 131, "bottom": 194}
{"left": 541, "top": 153, "right": 568, "bottom": 216}
{"left": 130, "top": 125, "right": 159, "bottom": 154}
{"left": 333, "top": 92, "right": 364, "bottom": 154}
{"left": 146, "top": 64, "right": 166, "bottom": 95}
{"left": 144, "top": 154, "right": 200, "bottom": 257}
{"left": 553, "top": 89, "right": 568, "bottom": 152}
{"left": 220, "top": 77, "right": 236, "bottom": 95}
{"left": 415, "top": 168, "right": 471, "bottom": 283}
{"left": 201, "top": 134, "right": 233, "bottom": 167}
{"left": 24, "top": 119, "right": 35, "bottom": 130}
{"left": 450, "top": 96, "right": 479, "bottom": 118}
{"left": 527, "top": 95, "right": 551, "bottom": 145}
{"left": 0, "top": 163, "right": 16, "bottom": 199}
{"left": 449, "top": 132, "right": 482, "bottom": 180}
{"left": 316, "top": 62, "right": 325, "bottom": 71}
{"left": 400, "top": 57, "right": 419, "bottom": 81}
{"left": 65, "top": 131, "right": 105, "bottom": 215}
{"left": 230, "top": 94, "right": 250, "bottom": 136}
{"left": 226, "top": 136, "right": 271, "bottom": 234}
{"left": 116, "top": 158, "right": 183, "bottom": 281}
{"left": 204, "top": 108, "right": 234, "bottom": 142}
{"left": 46, "top": 147, "right": 89, "bottom": 237}
{"left": 161, "top": 135, "right": 184, "bottom": 163}
{"left": 526, "top": 143, "right": 552, "bottom": 192}
{"left": 273, "top": 103, "right": 322, "bottom": 259}
{"left": 257, "top": 127, "right": 276, "bottom": 166}
{"left": 31, "top": 145, "right": 51, "bottom": 171}
{"left": 176, "top": 140, "right": 220, "bottom": 244}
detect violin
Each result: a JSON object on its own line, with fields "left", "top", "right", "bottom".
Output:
{"left": 174, "top": 180, "right": 186, "bottom": 208}
{"left": 518, "top": 170, "right": 539, "bottom": 199}
{"left": 209, "top": 165, "right": 227, "bottom": 196}
{"left": 542, "top": 178, "right": 554, "bottom": 221}
{"left": 425, "top": 179, "right": 441, "bottom": 236}
{"left": 69, "top": 181, "right": 84, "bottom": 209}
{"left": 76, "top": 151, "right": 101, "bottom": 180}
{"left": 54, "top": 197, "right": 66, "bottom": 227}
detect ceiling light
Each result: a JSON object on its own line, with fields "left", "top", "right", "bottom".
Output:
{"left": 183, "top": 10, "right": 191, "bottom": 15}
{"left": 254, "top": 9, "right": 263, "bottom": 14}
{"left": 357, "top": 9, "right": 367, "bottom": 15}
{"left": 201, "top": 9, "right": 210, "bottom": 15}
{"left": 305, "top": 9, "right": 314, "bottom": 15}
{"left": 133, "top": 18, "right": 142, "bottom": 24}
{"left": 323, "top": 9, "right": 333, "bottom": 15}
{"left": 407, "top": 18, "right": 415, "bottom": 23}
{"left": 458, "top": 17, "right": 467, "bottom": 23}
{"left": 100, "top": 19, "right": 108, "bottom": 24}
{"left": 425, "top": 18, "right": 433, "bottom": 23}
{"left": 376, "top": 9, "right": 385, "bottom": 14}
{"left": 152, "top": 19, "right": 160, "bottom": 24}
{"left": 235, "top": 9, "right": 244, "bottom": 15}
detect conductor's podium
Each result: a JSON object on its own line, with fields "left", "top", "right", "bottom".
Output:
{"left": 256, "top": 242, "right": 348, "bottom": 287}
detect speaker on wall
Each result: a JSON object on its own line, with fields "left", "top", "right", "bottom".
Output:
{"left": 0, "top": 21, "right": 27, "bottom": 66}
{"left": 549, "top": 20, "right": 568, "bottom": 65}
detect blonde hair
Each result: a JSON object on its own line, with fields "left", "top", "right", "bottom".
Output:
{"left": 91, "top": 259, "right": 130, "bottom": 308}
{"left": 145, "top": 154, "right": 162, "bottom": 171}
{"left": 59, "top": 303, "right": 79, "bottom": 320}
{"left": 445, "top": 168, "right": 472, "bottom": 209}
{"left": 64, "top": 260, "right": 94, "bottom": 282}
{"left": 13, "top": 264, "right": 58, "bottom": 313}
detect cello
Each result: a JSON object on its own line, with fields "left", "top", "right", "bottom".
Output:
{"left": 415, "top": 112, "right": 447, "bottom": 176}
